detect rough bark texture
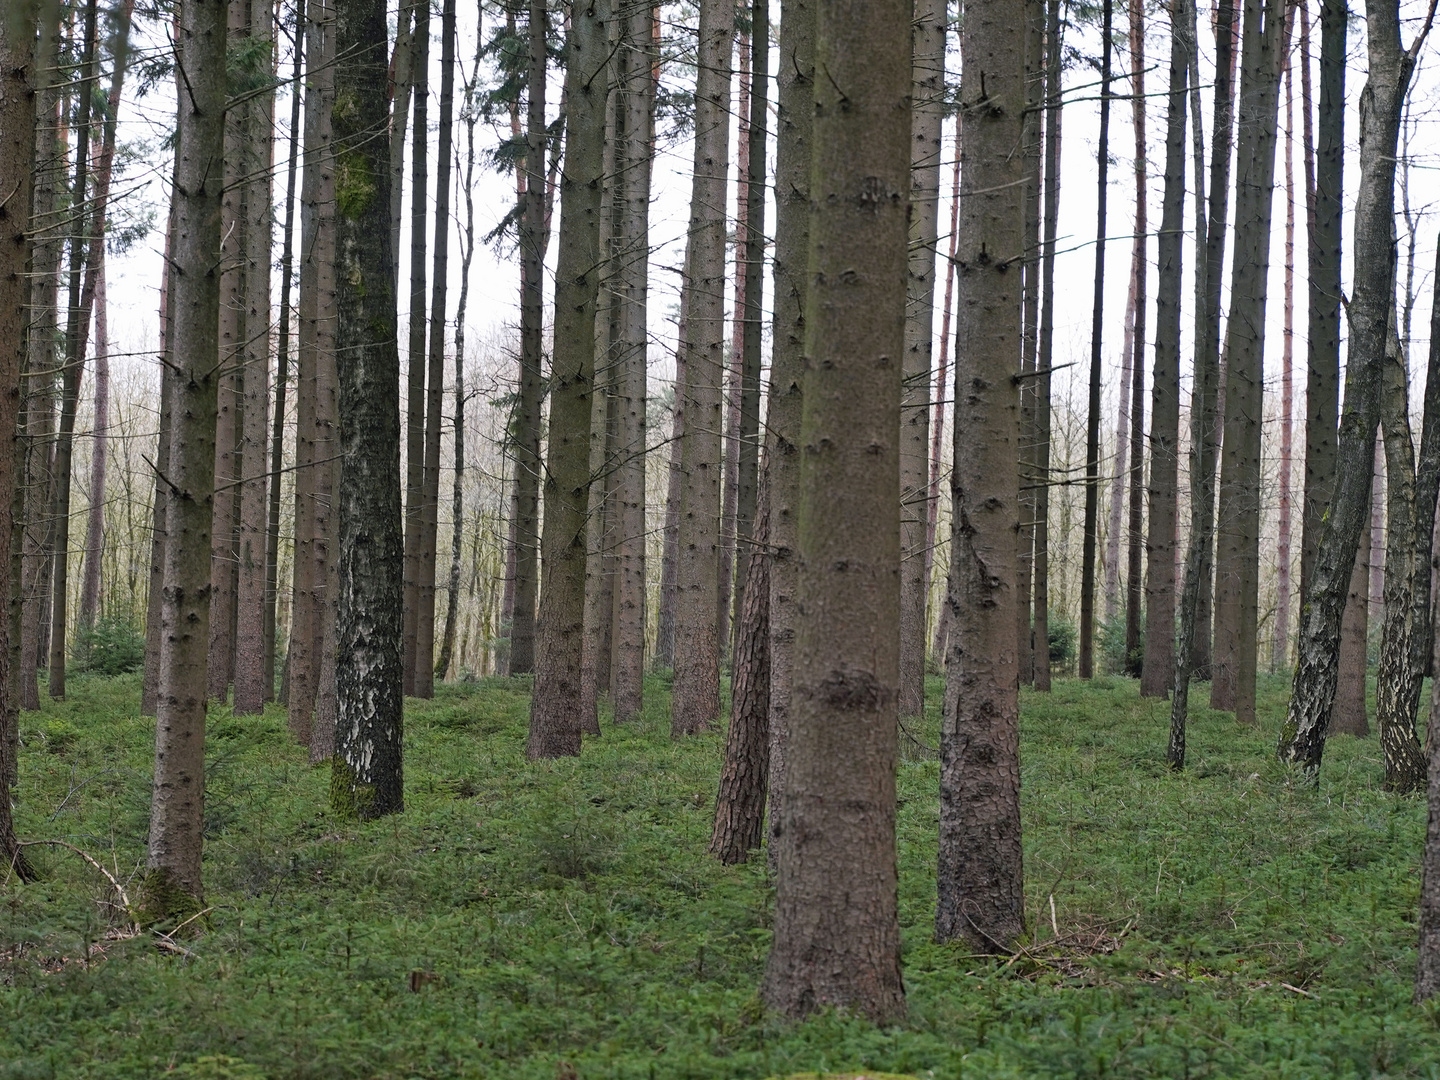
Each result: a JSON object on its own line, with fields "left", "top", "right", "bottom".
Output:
{"left": 764, "top": 0, "right": 812, "bottom": 859}
{"left": 1298, "top": 0, "right": 1343, "bottom": 606}
{"left": 1209, "top": 0, "right": 1287, "bottom": 725}
{"left": 1078, "top": 0, "right": 1113, "bottom": 679}
{"left": 762, "top": 0, "right": 909, "bottom": 1021}
{"left": 509, "top": 0, "right": 545, "bottom": 677}
{"left": 527, "top": 0, "right": 608, "bottom": 760}
{"left": 655, "top": 306, "right": 685, "bottom": 671}
{"left": 1142, "top": 0, "right": 1191, "bottom": 699}
{"left": 1123, "top": 0, "right": 1148, "bottom": 678}
{"left": 670, "top": 0, "right": 732, "bottom": 735}
{"left": 329, "top": 0, "right": 405, "bottom": 820}
{"left": 1, "top": 0, "right": 39, "bottom": 881}
{"left": 710, "top": 468, "right": 769, "bottom": 865}
{"left": 1332, "top": 542, "right": 1371, "bottom": 736}
{"left": 1279, "top": 0, "right": 1419, "bottom": 778}
{"left": 1407, "top": 248, "right": 1440, "bottom": 728}
{"left": 78, "top": 253, "right": 109, "bottom": 630}
{"left": 899, "top": 0, "right": 944, "bottom": 718}
{"left": 1418, "top": 661, "right": 1440, "bottom": 999}
{"left": 142, "top": 0, "right": 228, "bottom": 919}
{"left": 609, "top": 0, "right": 656, "bottom": 721}
{"left": 935, "top": 0, "right": 1027, "bottom": 952}
{"left": 233, "top": 0, "right": 275, "bottom": 715}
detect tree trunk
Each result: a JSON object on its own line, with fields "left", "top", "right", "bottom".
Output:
{"left": 655, "top": 303, "right": 685, "bottom": 671}
{"left": 48, "top": 0, "right": 102, "bottom": 703}
{"left": 0, "top": 1, "right": 41, "bottom": 882}
{"left": 1418, "top": 655, "right": 1440, "bottom": 998}
{"left": 141, "top": 0, "right": 228, "bottom": 919}
{"left": 764, "top": 0, "right": 812, "bottom": 858}
{"left": 936, "top": 0, "right": 1028, "bottom": 953}
{"left": 389, "top": 0, "right": 413, "bottom": 267}
{"left": 762, "top": 0, "right": 908, "bottom": 1020}
{"left": 1279, "top": 0, "right": 1419, "bottom": 777}
{"left": 1033, "top": 0, "right": 1064, "bottom": 694}
{"left": 509, "top": 0, "right": 545, "bottom": 677}
{"left": 1405, "top": 247, "right": 1440, "bottom": 731}
{"left": 1272, "top": 51, "right": 1295, "bottom": 675}
{"left": 1298, "top": 0, "right": 1343, "bottom": 606}
{"left": 1332, "top": 541, "right": 1370, "bottom": 735}
{"left": 670, "top": 0, "right": 732, "bottom": 735}
{"left": 527, "top": 0, "right": 609, "bottom": 759}
{"left": 266, "top": 0, "right": 307, "bottom": 704}
{"left": 1209, "top": 0, "right": 1288, "bottom": 725}
{"left": 78, "top": 249, "right": 109, "bottom": 630}
{"left": 609, "top": 0, "right": 657, "bottom": 721}
{"left": 1141, "top": 0, "right": 1191, "bottom": 699}
{"left": 1078, "top": 0, "right": 1113, "bottom": 679}
{"left": 899, "top": 0, "right": 944, "bottom": 717}
{"left": 710, "top": 465, "right": 769, "bottom": 865}
{"left": 233, "top": 0, "right": 275, "bottom": 715}
{"left": 329, "top": 0, "right": 405, "bottom": 819}
{"left": 1123, "top": 1, "right": 1147, "bottom": 679}
{"left": 413, "top": 0, "right": 456, "bottom": 700}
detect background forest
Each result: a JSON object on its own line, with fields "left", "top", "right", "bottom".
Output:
{"left": 5, "top": 0, "right": 1440, "bottom": 1074}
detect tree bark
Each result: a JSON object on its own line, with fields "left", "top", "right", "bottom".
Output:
{"left": 1142, "top": 0, "right": 1191, "bottom": 699}
{"left": 527, "top": 0, "right": 608, "bottom": 759}
{"left": 762, "top": 0, "right": 908, "bottom": 1020}
{"left": 329, "top": 0, "right": 405, "bottom": 819}
{"left": 1123, "top": 1, "right": 1147, "bottom": 679}
{"left": 655, "top": 302, "right": 685, "bottom": 671}
{"left": 1332, "top": 541, "right": 1370, "bottom": 736}
{"left": 78, "top": 249, "right": 109, "bottom": 630}
{"left": 764, "top": 0, "right": 812, "bottom": 858}
{"left": 1078, "top": 0, "right": 1113, "bottom": 679}
{"left": 710, "top": 465, "right": 769, "bottom": 865}
{"left": 1417, "top": 654, "right": 1440, "bottom": 998}
{"left": 1405, "top": 246, "right": 1440, "bottom": 730}
{"left": 1279, "top": 0, "right": 1424, "bottom": 777}
{"left": 141, "top": 0, "right": 228, "bottom": 919}
{"left": 935, "top": 0, "right": 1027, "bottom": 953}
{"left": 670, "top": 0, "right": 732, "bottom": 735}
{"left": 1272, "top": 50, "right": 1295, "bottom": 675}
{"left": 899, "top": 0, "right": 944, "bottom": 717}
{"left": 926, "top": 111, "right": 960, "bottom": 673}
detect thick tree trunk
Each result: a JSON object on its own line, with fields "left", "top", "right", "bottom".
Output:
{"left": 609, "top": 1, "right": 656, "bottom": 721}
{"left": 141, "top": 0, "right": 228, "bottom": 919}
{"left": 0, "top": 1, "right": 40, "bottom": 881}
{"left": 935, "top": 0, "right": 1027, "bottom": 953}
{"left": 1332, "top": 541, "right": 1371, "bottom": 735}
{"left": 710, "top": 466, "right": 769, "bottom": 865}
{"left": 1418, "top": 659, "right": 1440, "bottom": 998}
{"left": 1142, "top": 0, "right": 1191, "bottom": 699}
{"left": 1279, "top": 0, "right": 1420, "bottom": 777}
{"left": 1078, "top": 0, "right": 1113, "bottom": 678}
{"left": 899, "top": 0, "right": 944, "bottom": 717}
{"left": 764, "top": 0, "right": 812, "bottom": 857}
{"left": 670, "top": 0, "right": 732, "bottom": 735}
{"left": 1209, "top": 0, "right": 1287, "bottom": 725}
{"left": 1298, "top": 0, "right": 1343, "bottom": 606}
{"left": 509, "top": 0, "right": 546, "bottom": 677}
{"left": 1405, "top": 248, "right": 1440, "bottom": 727}
{"left": 413, "top": 0, "right": 457, "bottom": 700}
{"left": 762, "top": 0, "right": 908, "bottom": 1020}
{"left": 1033, "top": 0, "right": 1064, "bottom": 694}
{"left": 329, "top": 0, "right": 405, "bottom": 819}
{"left": 527, "top": 0, "right": 608, "bottom": 759}
{"left": 233, "top": 0, "right": 275, "bottom": 715}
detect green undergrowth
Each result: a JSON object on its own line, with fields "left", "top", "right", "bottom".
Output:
{"left": 3, "top": 669, "right": 1439, "bottom": 1078}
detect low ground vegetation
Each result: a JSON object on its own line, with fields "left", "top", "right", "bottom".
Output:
{"left": 1, "top": 672, "right": 1436, "bottom": 1078}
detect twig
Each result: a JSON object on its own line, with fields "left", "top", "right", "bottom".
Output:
{"left": 17, "top": 840, "right": 133, "bottom": 924}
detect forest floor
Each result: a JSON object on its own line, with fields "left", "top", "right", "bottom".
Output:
{"left": 1, "top": 670, "right": 1437, "bottom": 1079}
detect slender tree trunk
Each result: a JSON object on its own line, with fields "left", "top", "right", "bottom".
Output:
{"left": 1104, "top": 316, "right": 1132, "bottom": 626}
{"left": 527, "top": 0, "right": 609, "bottom": 759}
{"left": 670, "top": 0, "right": 732, "bottom": 735}
{"left": 655, "top": 302, "right": 685, "bottom": 670}
{"left": 1123, "top": 2, "right": 1147, "bottom": 678}
{"left": 765, "top": 0, "right": 812, "bottom": 857}
{"left": 48, "top": 0, "right": 101, "bottom": 702}
{"left": 389, "top": 0, "right": 413, "bottom": 262}
{"left": 710, "top": 464, "right": 769, "bottom": 865}
{"left": 762, "top": 0, "right": 909, "bottom": 1020}
{"left": 1369, "top": 437, "right": 1385, "bottom": 614}
{"left": 266, "top": 0, "right": 307, "bottom": 704}
{"left": 1209, "top": 0, "right": 1288, "bottom": 724}
{"left": 1279, "top": 0, "right": 1422, "bottom": 777}
{"left": 78, "top": 249, "right": 109, "bottom": 629}
{"left": 329, "top": 0, "right": 405, "bottom": 818}
{"left": 900, "top": 0, "right": 944, "bottom": 717}
{"left": 1079, "top": 0, "right": 1113, "bottom": 679}
{"left": 400, "top": 0, "right": 430, "bottom": 697}
{"left": 141, "top": 0, "right": 228, "bottom": 919}
{"left": 0, "top": 1, "right": 40, "bottom": 881}
{"left": 509, "top": 0, "right": 545, "bottom": 676}
{"left": 234, "top": 0, "right": 276, "bottom": 714}
{"left": 1405, "top": 248, "right": 1440, "bottom": 730}
{"left": 610, "top": 0, "right": 657, "bottom": 721}
{"left": 1373, "top": 320, "right": 1427, "bottom": 792}
{"left": 1298, "top": 0, "right": 1343, "bottom": 606}
{"left": 1142, "top": 0, "right": 1191, "bottom": 699}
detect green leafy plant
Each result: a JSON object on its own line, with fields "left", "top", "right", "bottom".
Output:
{"left": 70, "top": 614, "right": 145, "bottom": 677}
